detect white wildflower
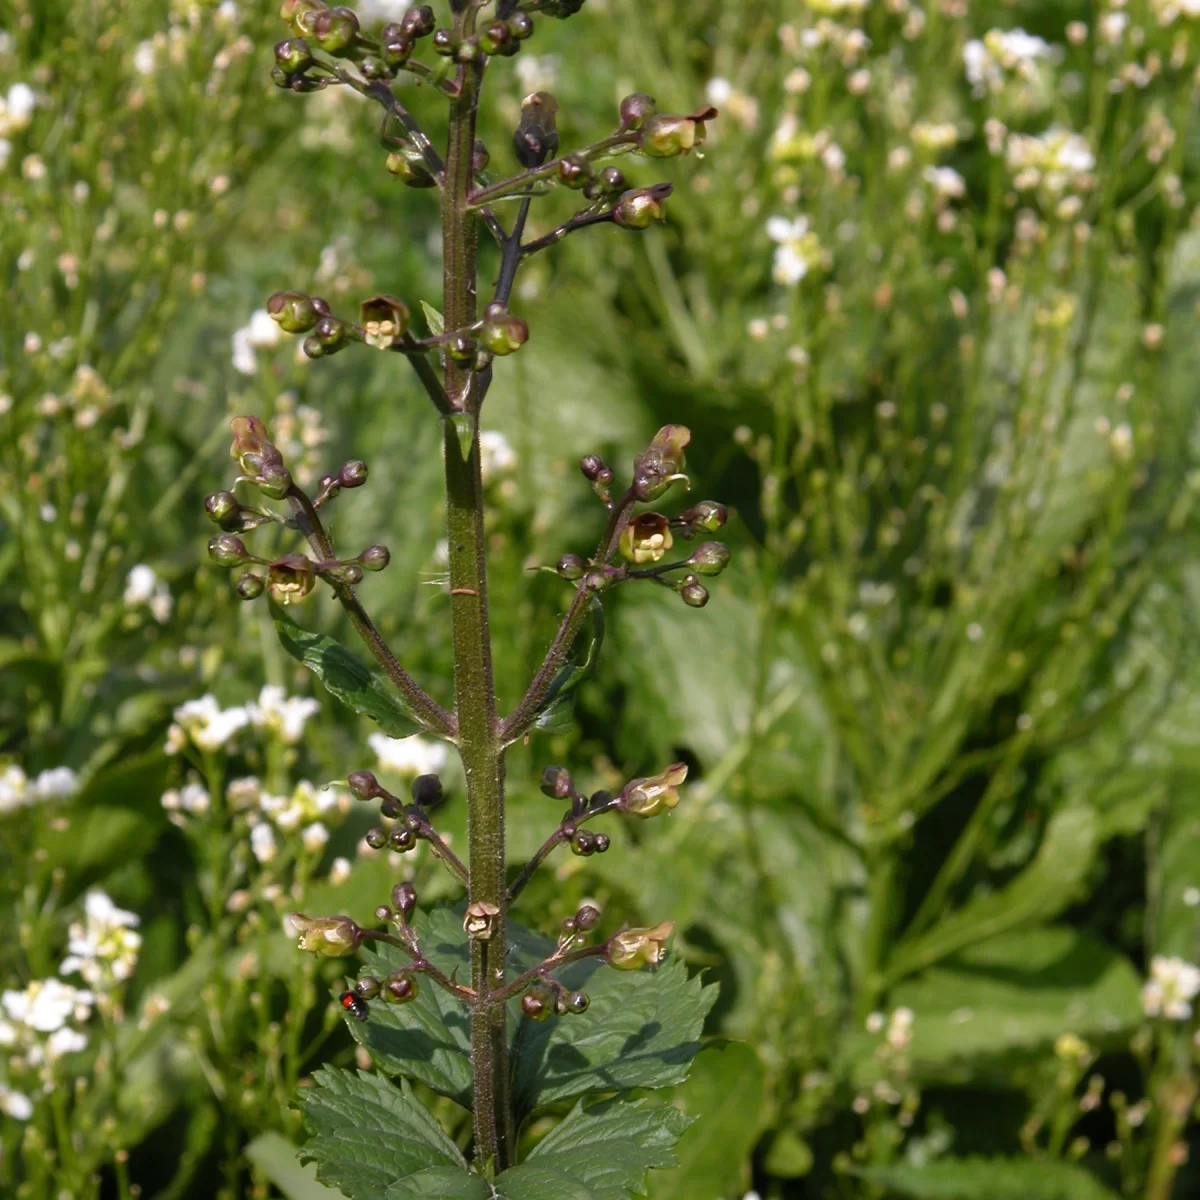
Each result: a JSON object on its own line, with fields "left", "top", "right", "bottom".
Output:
{"left": 766, "top": 215, "right": 821, "bottom": 286}
{"left": 169, "top": 695, "right": 250, "bottom": 753}
{"left": 479, "top": 430, "right": 517, "bottom": 484}
{"left": 1141, "top": 955, "right": 1200, "bottom": 1020}
{"left": 46, "top": 1026, "right": 89, "bottom": 1060}
{"left": 923, "top": 165, "right": 966, "bottom": 199}
{"left": 59, "top": 891, "right": 142, "bottom": 989}
{"left": 2, "top": 979, "right": 94, "bottom": 1033}
{"left": 246, "top": 685, "right": 320, "bottom": 744}
{"left": 964, "top": 29, "right": 1058, "bottom": 98}
{"left": 133, "top": 40, "right": 156, "bottom": 75}
{"left": 231, "top": 309, "right": 282, "bottom": 376}
{"left": 886, "top": 1006, "right": 914, "bottom": 1050}
{"left": 329, "top": 856, "right": 352, "bottom": 885}
{"left": 0, "top": 765, "right": 28, "bottom": 813}
{"left": 0, "top": 82, "right": 36, "bottom": 137}
{"left": 302, "top": 822, "right": 330, "bottom": 853}
{"left": 250, "top": 822, "right": 278, "bottom": 864}
{"left": 369, "top": 732, "right": 449, "bottom": 777}
{"left": 0, "top": 1087, "right": 33, "bottom": 1121}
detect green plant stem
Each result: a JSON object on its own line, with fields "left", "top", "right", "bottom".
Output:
{"left": 501, "top": 488, "right": 635, "bottom": 742}
{"left": 441, "top": 49, "right": 516, "bottom": 1172}
{"left": 286, "top": 486, "right": 455, "bottom": 738}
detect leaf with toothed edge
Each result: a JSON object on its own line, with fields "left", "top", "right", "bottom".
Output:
{"left": 270, "top": 603, "right": 423, "bottom": 737}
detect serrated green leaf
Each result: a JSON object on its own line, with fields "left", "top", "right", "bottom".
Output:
{"left": 272, "top": 605, "right": 423, "bottom": 737}
{"left": 646, "top": 1043, "right": 765, "bottom": 1200}
{"left": 299, "top": 1068, "right": 466, "bottom": 1197}
{"left": 533, "top": 598, "right": 604, "bottom": 734}
{"left": 885, "top": 806, "right": 1099, "bottom": 984}
{"left": 447, "top": 412, "right": 475, "bottom": 463}
{"left": 855, "top": 1156, "right": 1122, "bottom": 1200}
{"left": 246, "top": 1133, "right": 348, "bottom": 1200}
{"left": 495, "top": 1100, "right": 691, "bottom": 1200}
{"left": 512, "top": 954, "right": 716, "bottom": 1115}
{"left": 420, "top": 300, "right": 445, "bottom": 336}
{"left": 845, "top": 928, "right": 1142, "bottom": 1087}
{"left": 386, "top": 1167, "right": 492, "bottom": 1200}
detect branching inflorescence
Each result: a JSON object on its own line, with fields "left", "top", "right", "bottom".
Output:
{"left": 203, "top": 0, "right": 726, "bottom": 1177}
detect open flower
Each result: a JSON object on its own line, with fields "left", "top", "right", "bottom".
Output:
{"left": 1142, "top": 955, "right": 1200, "bottom": 1020}
{"left": 288, "top": 912, "right": 363, "bottom": 957}
{"left": 607, "top": 921, "right": 674, "bottom": 970}
{"left": 167, "top": 695, "right": 250, "bottom": 754}
{"left": 60, "top": 891, "right": 142, "bottom": 989}
{"left": 247, "top": 685, "right": 320, "bottom": 743}
{"left": 766, "top": 215, "right": 822, "bottom": 286}
{"left": 619, "top": 763, "right": 688, "bottom": 818}
{"left": 231, "top": 309, "right": 283, "bottom": 375}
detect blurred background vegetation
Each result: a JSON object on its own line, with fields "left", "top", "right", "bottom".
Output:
{"left": 3, "top": 0, "right": 1200, "bottom": 1196}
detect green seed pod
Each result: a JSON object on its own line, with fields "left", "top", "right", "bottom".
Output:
{"left": 267, "top": 289, "right": 320, "bottom": 333}
{"left": 448, "top": 333, "right": 477, "bottom": 362}
{"left": 208, "top": 534, "right": 251, "bottom": 568}
{"left": 480, "top": 306, "right": 529, "bottom": 356}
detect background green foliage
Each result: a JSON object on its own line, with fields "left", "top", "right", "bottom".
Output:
{"left": 3, "top": 0, "right": 1200, "bottom": 1196}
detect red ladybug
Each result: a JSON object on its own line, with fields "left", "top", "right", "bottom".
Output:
{"left": 340, "top": 989, "right": 369, "bottom": 1022}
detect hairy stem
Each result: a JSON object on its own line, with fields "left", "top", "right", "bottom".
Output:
{"left": 441, "top": 52, "right": 515, "bottom": 1172}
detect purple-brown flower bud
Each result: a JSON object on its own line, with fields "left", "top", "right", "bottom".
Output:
{"left": 688, "top": 541, "right": 730, "bottom": 576}
{"left": 607, "top": 921, "right": 673, "bottom": 970}
{"left": 580, "top": 454, "right": 611, "bottom": 483}
{"left": 339, "top": 460, "right": 368, "bottom": 488}
{"left": 481, "top": 306, "right": 529, "bottom": 356}
{"left": 208, "top": 533, "right": 252, "bottom": 568}
{"left": 230, "top": 414, "right": 272, "bottom": 476}
{"left": 312, "top": 5, "right": 359, "bottom": 55}
{"left": 632, "top": 424, "right": 690, "bottom": 501}
{"left": 641, "top": 107, "right": 717, "bottom": 158}
{"left": 480, "top": 20, "right": 514, "bottom": 55}
{"left": 619, "top": 92, "right": 657, "bottom": 130}
{"left": 360, "top": 295, "right": 410, "bottom": 348}
{"left": 257, "top": 461, "right": 294, "bottom": 500}
{"left": 385, "top": 970, "right": 419, "bottom": 1003}
{"left": 679, "top": 501, "right": 727, "bottom": 534}
{"left": 354, "top": 975, "right": 381, "bottom": 1000}
{"left": 348, "top": 770, "right": 381, "bottom": 800}
{"left": 513, "top": 91, "right": 559, "bottom": 168}
{"left": 266, "top": 554, "right": 316, "bottom": 605}
{"left": 236, "top": 572, "right": 265, "bottom": 600}
{"left": 389, "top": 827, "right": 416, "bottom": 852}
{"left": 510, "top": 12, "right": 533, "bottom": 38}
{"left": 679, "top": 575, "right": 709, "bottom": 608}
{"left": 557, "top": 155, "right": 592, "bottom": 189}
{"left": 289, "top": 912, "right": 364, "bottom": 958}
{"left": 540, "top": 765, "right": 574, "bottom": 799}
{"left": 619, "top": 512, "right": 673, "bottom": 564}
{"left": 379, "top": 24, "right": 412, "bottom": 66}
{"left": 411, "top": 773, "right": 443, "bottom": 808}
{"left": 613, "top": 184, "right": 673, "bottom": 230}
{"left": 391, "top": 881, "right": 417, "bottom": 915}
{"left": 400, "top": 4, "right": 434, "bottom": 38}
{"left": 619, "top": 762, "right": 687, "bottom": 818}
{"left": 365, "top": 827, "right": 388, "bottom": 849}
{"left": 575, "top": 903, "right": 601, "bottom": 931}
{"left": 432, "top": 28, "right": 456, "bottom": 56}
{"left": 274, "top": 38, "right": 313, "bottom": 74}
{"left": 556, "top": 554, "right": 585, "bottom": 580}
{"left": 204, "top": 491, "right": 242, "bottom": 529}
{"left": 359, "top": 544, "right": 390, "bottom": 572}
{"left": 522, "top": 982, "right": 554, "bottom": 1020}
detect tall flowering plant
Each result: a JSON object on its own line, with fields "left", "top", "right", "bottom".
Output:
{"left": 204, "top": 0, "right": 728, "bottom": 1188}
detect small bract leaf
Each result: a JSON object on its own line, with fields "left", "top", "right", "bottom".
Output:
{"left": 531, "top": 599, "right": 605, "bottom": 735}
{"left": 447, "top": 412, "right": 475, "bottom": 463}
{"left": 420, "top": 300, "right": 445, "bottom": 337}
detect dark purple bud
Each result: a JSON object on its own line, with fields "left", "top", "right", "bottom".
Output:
{"left": 597, "top": 166, "right": 626, "bottom": 193}
{"left": 339, "top": 460, "right": 368, "bottom": 488}
{"left": 374, "top": 904, "right": 393, "bottom": 922}
{"left": 480, "top": 20, "right": 514, "bottom": 55}
{"left": 510, "top": 12, "right": 533, "bottom": 38}
{"left": 556, "top": 553, "right": 585, "bottom": 580}
{"left": 204, "top": 490, "right": 241, "bottom": 528}
{"left": 348, "top": 770, "right": 381, "bottom": 799}
{"left": 379, "top": 24, "right": 412, "bottom": 66}
{"left": 365, "top": 826, "right": 388, "bottom": 849}
{"left": 359, "top": 544, "right": 390, "bottom": 572}
{"left": 385, "top": 971, "right": 418, "bottom": 1003}
{"left": 208, "top": 534, "right": 251, "bottom": 568}
{"left": 473, "top": 139, "right": 490, "bottom": 172}
{"left": 571, "top": 831, "right": 596, "bottom": 856}
{"left": 236, "top": 572, "right": 265, "bottom": 600}
{"left": 389, "top": 827, "right": 416, "bottom": 852}
{"left": 540, "top": 765, "right": 574, "bottom": 799}
{"left": 632, "top": 424, "right": 690, "bottom": 501}
{"left": 522, "top": 982, "right": 555, "bottom": 1020}
{"left": 557, "top": 155, "right": 591, "bottom": 189}
{"left": 391, "top": 881, "right": 417, "bottom": 915}
{"left": 400, "top": 4, "right": 435, "bottom": 38}
{"left": 593, "top": 832, "right": 610, "bottom": 853}
{"left": 583, "top": 565, "right": 623, "bottom": 592}
{"left": 679, "top": 575, "right": 709, "bottom": 608}
{"left": 312, "top": 6, "right": 359, "bottom": 55}
{"left": 411, "top": 774, "right": 444, "bottom": 808}
{"left": 513, "top": 91, "right": 559, "bottom": 168}
{"left": 619, "top": 92, "right": 657, "bottom": 130}
{"left": 579, "top": 454, "right": 608, "bottom": 482}
{"left": 575, "top": 903, "right": 600, "bottom": 931}
{"left": 432, "top": 27, "right": 456, "bottom": 55}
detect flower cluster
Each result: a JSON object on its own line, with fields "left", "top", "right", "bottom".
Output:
{"left": 1141, "top": 955, "right": 1200, "bottom": 1020}
{"left": 123, "top": 564, "right": 173, "bottom": 623}
{"left": 60, "top": 892, "right": 142, "bottom": 990}
{"left": 165, "top": 685, "right": 321, "bottom": 756}
{"left": 0, "top": 764, "right": 80, "bottom": 815}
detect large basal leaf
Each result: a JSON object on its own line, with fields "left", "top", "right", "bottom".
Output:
{"left": 272, "top": 605, "right": 424, "bottom": 737}
{"left": 299, "top": 1068, "right": 466, "bottom": 1197}
{"left": 885, "top": 805, "right": 1099, "bottom": 985}
{"left": 532, "top": 597, "right": 604, "bottom": 734}
{"left": 855, "top": 1157, "right": 1122, "bottom": 1200}
{"left": 647, "top": 1043, "right": 766, "bottom": 1200}
{"left": 845, "top": 927, "right": 1142, "bottom": 1088}
{"left": 511, "top": 953, "right": 716, "bottom": 1115}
